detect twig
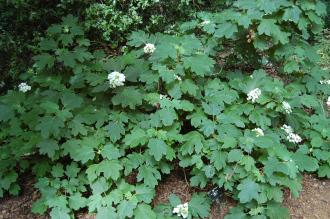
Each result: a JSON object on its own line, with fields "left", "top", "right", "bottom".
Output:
{"left": 183, "top": 168, "right": 190, "bottom": 191}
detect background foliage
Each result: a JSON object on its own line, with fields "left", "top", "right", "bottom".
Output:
{"left": 0, "top": 0, "right": 329, "bottom": 218}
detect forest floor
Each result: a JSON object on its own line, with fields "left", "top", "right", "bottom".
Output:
{"left": 0, "top": 173, "right": 329, "bottom": 219}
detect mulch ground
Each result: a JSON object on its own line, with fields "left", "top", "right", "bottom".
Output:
{"left": 0, "top": 173, "right": 329, "bottom": 219}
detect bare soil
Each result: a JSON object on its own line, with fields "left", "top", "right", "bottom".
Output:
{"left": 284, "top": 174, "right": 330, "bottom": 219}
{"left": 0, "top": 173, "right": 329, "bottom": 219}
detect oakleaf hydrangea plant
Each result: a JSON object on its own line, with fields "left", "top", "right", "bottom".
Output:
{"left": 0, "top": 1, "right": 329, "bottom": 219}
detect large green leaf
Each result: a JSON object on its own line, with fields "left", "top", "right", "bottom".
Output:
{"left": 158, "top": 108, "right": 177, "bottom": 126}
{"left": 86, "top": 160, "right": 123, "bottom": 182}
{"left": 214, "top": 22, "right": 238, "bottom": 38}
{"left": 36, "top": 116, "right": 65, "bottom": 138}
{"left": 117, "top": 200, "right": 137, "bottom": 219}
{"left": 68, "top": 193, "right": 87, "bottom": 210}
{"left": 257, "top": 19, "right": 290, "bottom": 44}
{"left": 123, "top": 128, "right": 148, "bottom": 148}
{"left": 0, "top": 105, "right": 14, "bottom": 122}
{"left": 183, "top": 54, "right": 215, "bottom": 76}
{"left": 137, "top": 166, "right": 161, "bottom": 188}
{"left": 33, "top": 53, "right": 55, "bottom": 69}
{"left": 62, "top": 139, "right": 95, "bottom": 164}
{"left": 112, "top": 87, "right": 143, "bottom": 109}
{"left": 148, "top": 138, "right": 168, "bottom": 161}
{"left": 181, "top": 131, "right": 204, "bottom": 155}
{"left": 189, "top": 193, "right": 211, "bottom": 218}
{"left": 292, "top": 152, "right": 319, "bottom": 172}
{"left": 237, "top": 180, "right": 260, "bottom": 203}
{"left": 49, "top": 207, "right": 70, "bottom": 219}
{"left": 96, "top": 207, "right": 117, "bottom": 219}
{"left": 134, "top": 204, "right": 157, "bottom": 219}
{"left": 38, "top": 139, "right": 59, "bottom": 158}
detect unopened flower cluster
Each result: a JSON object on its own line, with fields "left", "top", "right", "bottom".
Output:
{"left": 108, "top": 71, "right": 125, "bottom": 88}
{"left": 173, "top": 203, "right": 189, "bottom": 218}
{"left": 247, "top": 88, "right": 261, "bottom": 103}
{"left": 18, "top": 82, "right": 31, "bottom": 93}
{"left": 320, "top": 79, "right": 330, "bottom": 85}
{"left": 143, "top": 43, "right": 156, "bottom": 54}
{"left": 252, "top": 128, "right": 264, "bottom": 137}
{"left": 282, "top": 101, "right": 292, "bottom": 114}
{"left": 281, "top": 124, "right": 302, "bottom": 144}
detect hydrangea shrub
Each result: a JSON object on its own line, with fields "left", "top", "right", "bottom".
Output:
{"left": 0, "top": 1, "right": 329, "bottom": 219}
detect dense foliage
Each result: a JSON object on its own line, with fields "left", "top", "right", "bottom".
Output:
{"left": 0, "top": 0, "right": 329, "bottom": 219}
{"left": 325, "top": 0, "right": 330, "bottom": 27}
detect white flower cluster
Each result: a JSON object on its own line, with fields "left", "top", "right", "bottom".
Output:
{"left": 282, "top": 101, "right": 292, "bottom": 114}
{"left": 108, "top": 71, "right": 125, "bottom": 88}
{"left": 281, "top": 124, "right": 293, "bottom": 134}
{"left": 143, "top": 43, "right": 156, "bottom": 54}
{"left": 252, "top": 128, "right": 264, "bottom": 137}
{"left": 175, "top": 75, "right": 182, "bottom": 81}
{"left": 327, "top": 96, "right": 330, "bottom": 107}
{"left": 0, "top": 81, "right": 5, "bottom": 88}
{"left": 201, "top": 20, "right": 210, "bottom": 25}
{"left": 173, "top": 203, "right": 189, "bottom": 218}
{"left": 320, "top": 79, "right": 330, "bottom": 85}
{"left": 281, "top": 124, "right": 302, "bottom": 144}
{"left": 160, "top": 94, "right": 168, "bottom": 100}
{"left": 18, "top": 82, "right": 31, "bottom": 93}
{"left": 287, "top": 132, "right": 302, "bottom": 144}
{"left": 247, "top": 88, "right": 261, "bottom": 103}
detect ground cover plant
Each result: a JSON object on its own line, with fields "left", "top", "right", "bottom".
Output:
{"left": 0, "top": 0, "right": 329, "bottom": 218}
